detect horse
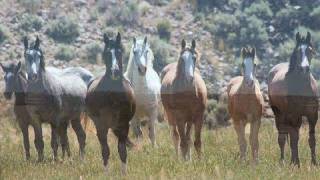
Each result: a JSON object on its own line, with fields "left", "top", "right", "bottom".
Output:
{"left": 124, "top": 37, "right": 161, "bottom": 146}
{"left": 85, "top": 33, "right": 136, "bottom": 175}
{"left": 0, "top": 61, "right": 93, "bottom": 160}
{"left": 227, "top": 47, "right": 264, "bottom": 164}
{"left": 268, "top": 32, "right": 318, "bottom": 166}
{"left": 23, "top": 36, "right": 87, "bottom": 161}
{"left": 161, "top": 39, "right": 207, "bottom": 160}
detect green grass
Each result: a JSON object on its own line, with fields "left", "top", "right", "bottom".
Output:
{"left": 1, "top": 117, "right": 320, "bottom": 179}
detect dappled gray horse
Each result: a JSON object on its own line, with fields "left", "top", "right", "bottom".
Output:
{"left": 23, "top": 36, "right": 87, "bottom": 161}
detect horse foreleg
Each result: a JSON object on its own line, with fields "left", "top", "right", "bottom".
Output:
{"left": 185, "top": 121, "right": 192, "bottom": 161}
{"left": 50, "top": 124, "right": 59, "bottom": 161}
{"left": 71, "top": 118, "right": 86, "bottom": 160}
{"left": 20, "top": 123, "right": 30, "bottom": 160}
{"left": 96, "top": 127, "right": 110, "bottom": 175}
{"left": 177, "top": 120, "right": 188, "bottom": 160}
{"left": 114, "top": 124, "right": 129, "bottom": 176}
{"left": 308, "top": 113, "right": 318, "bottom": 165}
{"left": 275, "top": 115, "right": 287, "bottom": 164}
{"left": 33, "top": 122, "right": 44, "bottom": 162}
{"left": 148, "top": 108, "right": 157, "bottom": 147}
{"left": 234, "top": 119, "right": 247, "bottom": 162}
{"left": 249, "top": 119, "right": 261, "bottom": 164}
{"left": 289, "top": 126, "right": 300, "bottom": 167}
{"left": 171, "top": 125, "right": 179, "bottom": 158}
{"left": 194, "top": 114, "right": 203, "bottom": 159}
{"left": 131, "top": 115, "right": 142, "bottom": 139}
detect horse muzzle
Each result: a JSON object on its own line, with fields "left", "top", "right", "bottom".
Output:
{"left": 138, "top": 66, "right": 147, "bottom": 76}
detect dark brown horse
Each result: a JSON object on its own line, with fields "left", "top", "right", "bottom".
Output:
{"left": 268, "top": 32, "right": 318, "bottom": 166}
{"left": 86, "top": 33, "right": 136, "bottom": 175}
{"left": 161, "top": 39, "right": 207, "bottom": 160}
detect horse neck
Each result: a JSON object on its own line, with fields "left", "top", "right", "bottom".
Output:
{"left": 14, "top": 72, "right": 27, "bottom": 104}
{"left": 239, "top": 79, "right": 256, "bottom": 94}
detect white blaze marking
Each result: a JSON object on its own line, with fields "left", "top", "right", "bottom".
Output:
{"left": 300, "top": 45, "right": 309, "bottom": 68}
{"left": 243, "top": 58, "right": 254, "bottom": 82}
{"left": 111, "top": 49, "right": 119, "bottom": 70}
{"left": 182, "top": 51, "right": 194, "bottom": 79}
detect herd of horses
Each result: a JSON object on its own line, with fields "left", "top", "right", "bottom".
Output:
{"left": 0, "top": 31, "right": 318, "bottom": 175}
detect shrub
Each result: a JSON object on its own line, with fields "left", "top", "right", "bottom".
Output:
{"left": 244, "top": 1, "right": 273, "bottom": 21}
{"left": 19, "top": 0, "right": 41, "bottom": 13}
{"left": 149, "top": 37, "right": 172, "bottom": 73}
{"left": 0, "top": 25, "right": 9, "bottom": 44}
{"left": 276, "top": 39, "right": 295, "bottom": 63}
{"left": 310, "top": 7, "right": 320, "bottom": 30}
{"left": 85, "top": 42, "right": 103, "bottom": 64}
{"left": 146, "top": 0, "right": 172, "bottom": 6}
{"left": 89, "top": 8, "right": 99, "bottom": 22}
{"left": 46, "top": 17, "right": 80, "bottom": 43}
{"left": 54, "top": 45, "right": 75, "bottom": 61}
{"left": 19, "top": 14, "right": 43, "bottom": 32}
{"left": 106, "top": 1, "right": 140, "bottom": 27}
{"left": 156, "top": 20, "right": 171, "bottom": 41}
{"left": 275, "top": 6, "right": 303, "bottom": 35}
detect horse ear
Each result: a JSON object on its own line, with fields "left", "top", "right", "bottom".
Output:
{"left": 116, "top": 32, "right": 121, "bottom": 44}
{"left": 34, "top": 36, "right": 40, "bottom": 49}
{"left": 103, "top": 33, "right": 109, "bottom": 46}
{"left": 15, "top": 61, "right": 21, "bottom": 74}
{"left": 241, "top": 47, "right": 246, "bottom": 57}
{"left": 0, "top": 63, "right": 5, "bottom": 71}
{"left": 251, "top": 47, "right": 256, "bottom": 57}
{"left": 143, "top": 36, "right": 147, "bottom": 45}
{"left": 191, "top": 39, "right": 196, "bottom": 50}
{"left": 296, "top": 32, "right": 301, "bottom": 44}
{"left": 181, "top": 39, "right": 186, "bottom": 49}
{"left": 23, "top": 37, "right": 28, "bottom": 50}
{"left": 133, "top": 37, "right": 136, "bottom": 45}
{"left": 306, "top": 31, "right": 311, "bottom": 44}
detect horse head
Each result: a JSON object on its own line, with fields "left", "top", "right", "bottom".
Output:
{"left": 289, "top": 32, "right": 315, "bottom": 75}
{"left": 132, "top": 37, "right": 150, "bottom": 76}
{"left": 103, "top": 32, "right": 124, "bottom": 80}
{"left": 0, "top": 61, "right": 22, "bottom": 99}
{"left": 178, "top": 39, "right": 198, "bottom": 83}
{"left": 241, "top": 47, "right": 256, "bottom": 87}
{"left": 24, "top": 36, "right": 45, "bottom": 82}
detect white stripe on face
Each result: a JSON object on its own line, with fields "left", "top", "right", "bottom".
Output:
{"left": 111, "top": 49, "right": 119, "bottom": 70}
{"left": 243, "top": 57, "right": 254, "bottom": 83}
{"left": 300, "top": 45, "right": 309, "bottom": 68}
{"left": 182, "top": 51, "right": 194, "bottom": 80}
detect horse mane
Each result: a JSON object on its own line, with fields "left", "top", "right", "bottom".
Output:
{"left": 126, "top": 39, "right": 154, "bottom": 80}
{"left": 288, "top": 47, "right": 297, "bottom": 73}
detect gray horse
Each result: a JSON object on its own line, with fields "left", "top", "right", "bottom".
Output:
{"left": 1, "top": 61, "right": 94, "bottom": 160}
{"left": 23, "top": 36, "right": 88, "bottom": 161}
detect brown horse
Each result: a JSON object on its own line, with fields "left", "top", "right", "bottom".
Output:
{"left": 227, "top": 47, "right": 264, "bottom": 163}
{"left": 161, "top": 39, "right": 207, "bottom": 160}
{"left": 86, "top": 33, "right": 136, "bottom": 175}
{"left": 268, "top": 32, "right": 318, "bottom": 166}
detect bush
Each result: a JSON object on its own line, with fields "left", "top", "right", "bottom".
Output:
{"left": 310, "top": 7, "right": 320, "bottom": 30}
{"left": 106, "top": 1, "right": 140, "bottom": 27}
{"left": 19, "top": 14, "right": 43, "bottom": 32}
{"left": 156, "top": 20, "right": 171, "bottom": 41}
{"left": 0, "top": 25, "right": 9, "bottom": 44}
{"left": 54, "top": 45, "right": 75, "bottom": 61}
{"left": 19, "top": 0, "right": 41, "bottom": 13}
{"left": 149, "top": 37, "right": 172, "bottom": 73}
{"left": 244, "top": 1, "right": 273, "bottom": 21}
{"left": 46, "top": 17, "right": 80, "bottom": 43}
{"left": 146, "top": 0, "right": 172, "bottom": 6}
{"left": 276, "top": 39, "right": 295, "bottom": 63}
{"left": 85, "top": 43, "right": 103, "bottom": 64}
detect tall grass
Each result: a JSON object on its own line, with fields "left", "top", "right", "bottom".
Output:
{"left": 1, "top": 116, "right": 320, "bottom": 179}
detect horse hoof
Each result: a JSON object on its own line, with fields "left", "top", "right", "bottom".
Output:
{"left": 312, "top": 160, "right": 318, "bottom": 166}
{"left": 104, "top": 165, "right": 109, "bottom": 176}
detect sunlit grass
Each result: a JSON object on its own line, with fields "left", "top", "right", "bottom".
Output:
{"left": 1, "top": 118, "right": 320, "bottom": 179}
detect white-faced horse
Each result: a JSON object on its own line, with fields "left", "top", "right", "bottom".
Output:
{"left": 124, "top": 37, "right": 161, "bottom": 146}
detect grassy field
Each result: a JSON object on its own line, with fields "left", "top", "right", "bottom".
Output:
{"left": 2, "top": 115, "right": 320, "bottom": 179}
